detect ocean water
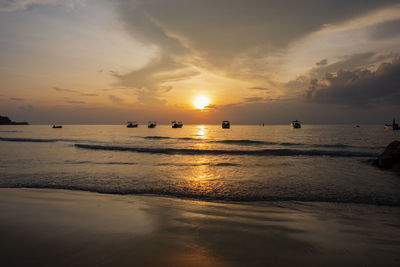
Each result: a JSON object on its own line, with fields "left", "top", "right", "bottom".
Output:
{"left": 0, "top": 124, "right": 399, "bottom": 205}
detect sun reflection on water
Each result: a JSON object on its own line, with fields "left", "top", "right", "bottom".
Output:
{"left": 196, "top": 125, "right": 207, "bottom": 139}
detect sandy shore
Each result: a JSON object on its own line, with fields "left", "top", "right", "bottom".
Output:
{"left": 0, "top": 188, "right": 399, "bottom": 266}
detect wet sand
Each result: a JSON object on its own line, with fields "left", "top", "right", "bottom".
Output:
{"left": 0, "top": 188, "right": 399, "bottom": 267}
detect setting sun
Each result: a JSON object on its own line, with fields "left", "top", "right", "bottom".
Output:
{"left": 193, "top": 96, "right": 210, "bottom": 109}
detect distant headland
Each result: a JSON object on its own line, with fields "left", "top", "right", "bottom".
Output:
{"left": 0, "top": 115, "right": 29, "bottom": 125}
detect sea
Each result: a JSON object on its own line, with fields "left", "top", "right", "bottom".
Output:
{"left": 0, "top": 124, "right": 399, "bottom": 206}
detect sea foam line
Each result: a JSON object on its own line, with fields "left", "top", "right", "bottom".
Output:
{"left": 133, "top": 136, "right": 383, "bottom": 149}
{"left": 0, "top": 137, "right": 60, "bottom": 142}
{"left": 74, "top": 144, "right": 378, "bottom": 157}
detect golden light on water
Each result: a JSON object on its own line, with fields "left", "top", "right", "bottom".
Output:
{"left": 193, "top": 96, "right": 210, "bottom": 109}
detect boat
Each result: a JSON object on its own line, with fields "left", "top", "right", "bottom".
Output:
{"left": 222, "top": 121, "right": 230, "bottom": 129}
{"left": 148, "top": 121, "right": 157, "bottom": 128}
{"left": 172, "top": 121, "right": 183, "bottom": 128}
{"left": 384, "top": 119, "right": 399, "bottom": 130}
{"left": 52, "top": 125, "right": 62, "bottom": 128}
{"left": 126, "top": 121, "right": 138, "bottom": 128}
{"left": 290, "top": 120, "right": 301, "bottom": 128}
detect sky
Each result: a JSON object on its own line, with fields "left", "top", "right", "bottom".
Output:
{"left": 0, "top": 0, "right": 399, "bottom": 124}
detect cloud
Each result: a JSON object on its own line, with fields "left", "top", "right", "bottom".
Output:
{"left": 284, "top": 75, "right": 309, "bottom": 90}
{"left": 316, "top": 59, "right": 328, "bottom": 66}
{"left": 309, "top": 52, "right": 377, "bottom": 79}
{"left": 0, "top": 0, "right": 84, "bottom": 12}
{"left": 9, "top": 97, "right": 23, "bottom": 101}
{"left": 306, "top": 56, "right": 400, "bottom": 106}
{"left": 67, "top": 100, "right": 86, "bottom": 104}
{"left": 279, "top": 4, "right": 400, "bottom": 81}
{"left": 113, "top": 0, "right": 399, "bottom": 102}
{"left": 108, "top": 95, "right": 124, "bottom": 104}
{"left": 53, "top": 86, "right": 76, "bottom": 93}
{"left": 368, "top": 18, "right": 400, "bottom": 40}
{"left": 249, "top": 87, "right": 269, "bottom": 91}
{"left": 53, "top": 87, "right": 98, "bottom": 96}
{"left": 243, "top": 97, "right": 263, "bottom": 102}
{"left": 81, "top": 93, "right": 98, "bottom": 96}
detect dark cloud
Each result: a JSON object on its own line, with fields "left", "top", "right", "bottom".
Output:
{"left": 316, "top": 59, "right": 328, "bottom": 66}
{"left": 117, "top": 0, "right": 397, "bottom": 62}
{"left": 310, "top": 52, "right": 377, "bottom": 78}
{"left": 368, "top": 19, "right": 400, "bottom": 40}
{"left": 9, "top": 97, "right": 23, "bottom": 101}
{"left": 108, "top": 95, "right": 124, "bottom": 104}
{"left": 114, "top": 0, "right": 397, "bottom": 94}
{"left": 306, "top": 57, "right": 400, "bottom": 106}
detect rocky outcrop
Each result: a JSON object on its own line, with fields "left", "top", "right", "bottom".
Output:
{"left": 377, "top": 140, "right": 400, "bottom": 169}
{"left": 0, "top": 115, "right": 28, "bottom": 125}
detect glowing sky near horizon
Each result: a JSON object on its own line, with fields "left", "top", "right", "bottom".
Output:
{"left": 0, "top": 0, "right": 400, "bottom": 124}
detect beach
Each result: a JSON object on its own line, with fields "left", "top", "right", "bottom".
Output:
{"left": 1, "top": 188, "right": 399, "bottom": 266}
{"left": 2, "top": 0, "right": 400, "bottom": 265}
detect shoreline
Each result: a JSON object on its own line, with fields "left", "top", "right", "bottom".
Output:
{"left": 1, "top": 185, "right": 399, "bottom": 207}
{"left": 0, "top": 188, "right": 399, "bottom": 266}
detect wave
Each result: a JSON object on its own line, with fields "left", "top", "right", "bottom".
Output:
{"left": 214, "top": 139, "right": 274, "bottom": 145}
{"left": 64, "top": 160, "right": 137, "bottom": 165}
{"left": 0, "top": 137, "right": 60, "bottom": 142}
{"left": 155, "top": 162, "right": 240, "bottom": 167}
{"left": 1, "top": 185, "right": 398, "bottom": 206}
{"left": 279, "top": 142, "right": 350, "bottom": 148}
{"left": 214, "top": 140, "right": 383, "bottom": 149}
{"left": 74, "top": 144, "right": 378, "bottom": 157}
{"left": 1, "top": 135, "right": 384, "bottom": 151}
{"left": 135, "top": 136, "right": 200, "bottom": 141}
{"left": 0, "top": 137, "right": 96, "bottom": 143}
{"left": 143, "top": 136, "right": 171, "bottom": 139}
{"left": 134, "top": 136, "right": 382, "bottom": 149}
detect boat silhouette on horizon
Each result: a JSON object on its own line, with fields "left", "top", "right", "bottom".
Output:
{"left": 126, "top": 121, "right": 138, "bottom": 128}
{"left": 172, "top": 121, "right": 183, "bottom": 128}
{"left": 222, "top": 121, "right": 230, "bottom": 129}
{"left": 148, "top": 121, "right": 157, "bottom": 128}
{"left": 384, "top": 119, "right": 399, "bottom": 130}
{"left": 290, "top": 120, "right": 301, "bottom": 129}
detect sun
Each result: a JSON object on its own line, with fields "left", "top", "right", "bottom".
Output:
{"left": 193, "top": 96, "right": 210, "bottom": 109}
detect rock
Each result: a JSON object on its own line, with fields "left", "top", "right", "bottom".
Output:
{"left": 378, "top": 140, "right": 400, "bottom": 169}
{"left": 0, "top": 115, "right": 28, "bottom": 125}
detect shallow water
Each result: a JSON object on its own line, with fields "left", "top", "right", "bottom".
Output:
{"left": 0, "top": 124, "right": 399, "bottom": 205}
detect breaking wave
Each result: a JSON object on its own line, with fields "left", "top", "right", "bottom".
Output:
{"left": 0, "top": 184, "right": 398, "bottom": 206}
{"left": 1, "top": 136, "right": 384, "bottom": 151}
{"left": 155, "top": 162, "right": 240, "bottom": 167}
{"left": 133, "top": 136, "right": 383, "bottom": 149}
{"left": 74, "top": 144, "right": 378, "bottom": 157}
{"left": 0, "top": 137, "right": 61, "bottom": 142}
{"left": 64, "top": 160, "right": 137, "bottom": 165}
